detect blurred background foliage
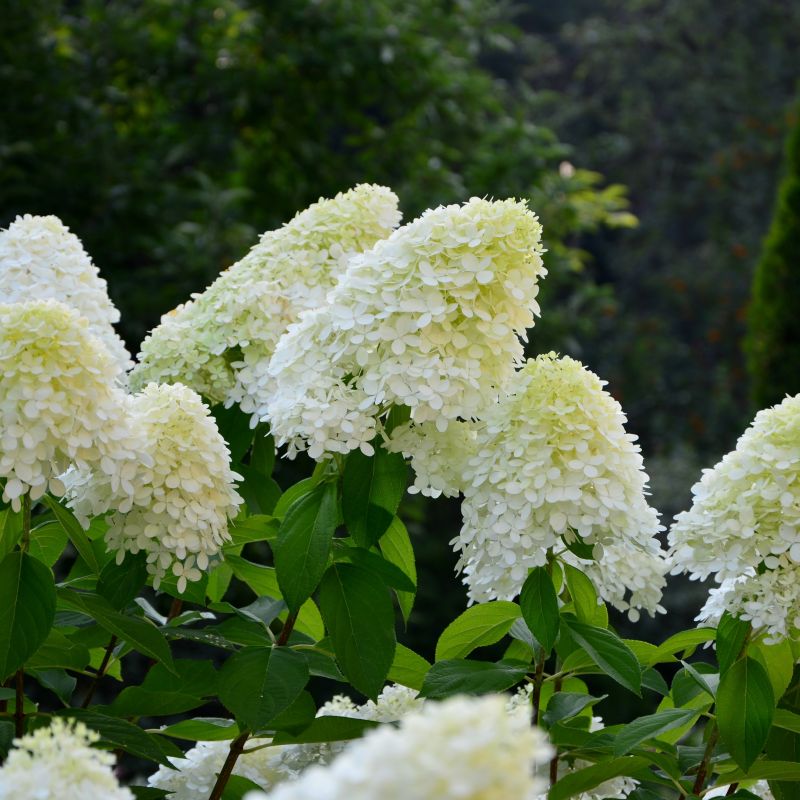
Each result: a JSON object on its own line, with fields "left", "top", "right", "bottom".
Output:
{"left": 2, "top": 0, "right": 800, "bottom": 669}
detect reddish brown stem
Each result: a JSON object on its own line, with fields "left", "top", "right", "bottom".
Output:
{"left": 208, "top": 732, "right": 249, "bottom": 800}
{"left": 81, "top": 635, "right": 118, "bottom": 708}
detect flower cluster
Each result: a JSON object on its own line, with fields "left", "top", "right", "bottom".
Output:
{"left": 0, "top": 214, "right": 131, "bottom": 373}
{"left": 0, "top": 717, "right": 134, "bottom": 800}
{"left": 66, "top": 383, "right": 242, "bottom": 591}
{"left": 244, "top": 694, "right": 552, "bottom": 800}
{"left": 455, "top": 353, "right": 664, "bottom": 604}
{"left": 130, "top": 184, "right": 401, "bottom": 409}
{"left": 0, "top": 300, "right": 141, "bottom": 511}
{"left": 148, "top": 685, "right": 421, "bottom": 798}
{"left": 266, "top": 197, "right": 545, "bottom": 459}
{"left": 669, "top": 394, "right": 800, "bottom": 640}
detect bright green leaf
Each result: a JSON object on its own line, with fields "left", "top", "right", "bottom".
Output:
{"left": 436, "top": 601, "right": 521, "bottom": 662}
{"left": 420, "top": 659, "right": 528, "bottom": 699}
{"left": 520, "top": 567, "right": 560, "bottom": 653}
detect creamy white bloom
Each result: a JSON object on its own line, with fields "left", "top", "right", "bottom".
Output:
{"left": 148, "top": 685, "right": 421, "bottom": 797}
{"left": 245, "top": 694, "right": 553, "bottom": 800}
{"left": 0, "top": 300, "right": 141, "bottom": 511}
{"left": 0, "top": 214, "right": 131, "bottom": 372}
{"left": 698, "top": 558, "right": 800, "bottom": 643}
{"left": 456, "top": 353, "right": 663, "bottom": 603}
{"left": 66, "top": 383, "right": 242, "bottom": 591}
{"left": 130, "top": 184, "right": 401, "bottom": 408}
{"left": 266, "top": 197, "right": 546, "bottom": 459}
{"left": 387, "top": 420, "right": 478, "bottom": 498}
{"left": 0, "top": 717, "right": 133, "bottom": 800}
{"left": 669, "top": 394, "right": 800, "bottom": 584}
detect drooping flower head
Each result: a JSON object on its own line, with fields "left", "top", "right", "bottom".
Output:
{"left": 66, "top": 383, "right": 242, "bottom": 591}
{"left": 148, "top": 685, "right": 422, "bottom": 798}
{"left": 669, "top": 394, "right": 800, "bottom": 584}
{"left": 266, "top": 197, "right": 546, "bottom": 459}
{"left": 0, "top": 214, "right": 131, "bottom": 373}
{"left": 0, "top": 717, "right": 134, "bottom": 800}
{"left": 455, "top": 353, "right": 663, "bottom": 604}
{"left": 244, "top": 694, "right": 553, "bottom": 800}
{"left": 130, "top": 184, "right": 401, "bottom": 408}
{"left": 0, "top": 300, "right": 141, "bottom": 510}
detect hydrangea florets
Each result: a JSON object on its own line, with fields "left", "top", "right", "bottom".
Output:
{"left": 0, "top": 214, "right": 131, "bottom": 373}
{"left": 244, "top": 694, "right": 553, "bottom": 800}
{"left": 0, "top": 300, "right": 142, "bottom": 511}
{"left": 266, "top": 197, "right": 546, "bottom": 460}
{"left": 669, "top": 393, "right": 800, "bottom": 584}
{"left": 0, "top": 717, "right": 134, "bottom": 800}
{"left": 455, "top": 353, "right": 663, "bottom": 603}
{"left": 130, "top": 184, "right": 401, "bottom": 409}
{"left": 66, "top": 382, "right": 242, "bottom": 591}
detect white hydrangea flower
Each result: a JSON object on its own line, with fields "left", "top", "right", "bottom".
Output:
{"left": 130, "top": 184, "right": 401, "bottom": 408}
{"left": 0, "top": 717, "right": 134, "bottom": 800}
{"left": 66, "top": 383, "right": 242, "bottom": 591}
{"left": 244, "top": 694, "right": 553, "bottom": 800}
{"left": 147, "top": 685, "right": 421, "bottom": 796}
{"left": 0, "top": 214, "right": 131, "bottom": 373}
{"left": 698, "top": 558, "right": 800, "bottom": 643}
{"left": 669, "top": 394, "right": 800, "bottom": 584}
{"left": 266, "top": 197, "right": 546, "bottom": 460}
{"left": 455, "top": 353, "right": 663, "bottom": 603}
{"left": 147, "top": 737, "right": 295, "bottom": 799}
{"left": 387, "top": 420, "right": 478, "bottom": 498}
{"left": 0, "top": 300, "right": 142, "bottom": 511}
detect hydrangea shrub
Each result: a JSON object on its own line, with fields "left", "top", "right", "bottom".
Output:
{"left": 0, "top": 200, "right": 796, "bottom": 800}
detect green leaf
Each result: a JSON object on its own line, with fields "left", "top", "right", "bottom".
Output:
{"left": 43, "top": 495, "right": 100, "bottom": 574}
{"left": 722, "top": 761, "right": 800, "bottom": 783}
{"left": 614, "top": 708, "right": 698, "bottom": 755}
{"left": 235, "top": 463, "right": 281, "bottom": 515}
{"left": 250, "top": 427, "right": 276, "bottom": 478}
{"left": 267, "top": 690, "right": 317, "bottom": 734}
{"left": 420, "top": 658, "right": 529, "bottom": 699}
{"left": 334, "top": 545, "right": 416, "bottom": 592}
{"left": 774, "top": 708, "right": 800, "bottom": 734}
{"left": 342, "top": 445, "right": 407, "bottom": 547}
{"left": 752, "top": 639, "right": 795, "bottom": 702}
{"left": 226, "top": 554, "right": 280, "bottom": 597}
{"left": 219, "top": 646, "right": 309, "bottom": 732}
{"left": 563, "top": 564, "right": 606, "bottom": 626}
{"left": 562, "top": 616, "right": 642, "bottom": 695}
{"left": 58, "top": 709, "right": 182, "bottom": 765}
{"left": 59, "top": 590, "right": 175, "bottom": 672}
{"left": 0, "top": 507, "right": 22, "bottom": 560}
{"left": 27, "top": 629, "right": 91, "bottom": 672}
{"left": 222, "top": 775, "right": 265, "bottom": 799}
{"left": 211, "top": 403, "right": 254, "bottom": 463}
{"left": 388, "top": 644, "right": 431, "bottom": 691}
{"left": 648, "top": 628, "right": 716, "bottom": 665}
{"left": 436, "top": 601, "right": 521, "bottom": 661}
{"left": 717, "top": 656, "right": 775, "bottom": 771}
{"left": 0, "top": 551, "right": 56, "bottom": 679}
{"left": 548, "top": 756, "right": 650, "bottom": 800}
{"left": 273, "top": 478, "right": 322, "bottom": 520}
{"left": 272, "top": 716, "right": 379, "bottom": 746}
{"left": 520, "top": 567, "right": 560, "bottom": 653}
{"left": 225, "top": 515, "right": 279, "bottom": 550}
{"left": 27, "top": 521, "right": 67, "bottom": 567}
{"left": 207, "top": 562, "right": 234, "bottom": 603}
{"left": 717, "top": 612, "right": 751, "bottom": 674}
{"left": 318, "top": 563, "right": 396, "bottom": 699}
{"left": 543, "top": 692, "right": 606, "bottom": 727}
{"left": 157, "top": 717, "right": 239, "bottom": 742}
{"left": 97, "top": 552, "right": 149, "bottom": 610}
{"left": 275, "top": 482, "right": 338, "bottom": 612}
{"left": 31, "top": 668, "right": 76, "bottom": 705}
{"left": 293, "top": 598, "right": 325, "bottom": 641}
{"left": 378, "top": 516, "right": 417, "bottom": 623}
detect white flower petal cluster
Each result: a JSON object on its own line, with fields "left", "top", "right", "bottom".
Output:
{"left": 66, "top": 383, "right": 242, "bottom": 591}
{"left": 0, "top": 717, "right": 134, "bottom": 800}
{"left": 245, "top": 694, "right": 553, "bottom": 800}
{"left": 130, "top": 184, "right": 401, "bottom": 408}
{"left": 0, "top": 214, "right": 131, "bottom": 373}
{"left": 456, "top": 353, "right": 663, "bottom": 603}
{"left": 669, "top": 394, "right": 800, "bottom": 583}
{"left": 147, "top": 737, "right": 294, "bottom": 799}
{"left": 387, "top": 420, "right": 478, "bottom": 498}
{"left": 564, "top": 542, "right": 669, "bottom": 621}
{"left": 266, "top": 197, "right": 545, "bottom": 459}
{"left": 698, "top": 558, "right": 800, "bottom": 643}
{"left": 0, "top": 300, "right": 141, "bottom": 511}
{"left": 147, "top": 685, "right": 421, "bottom": 797}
